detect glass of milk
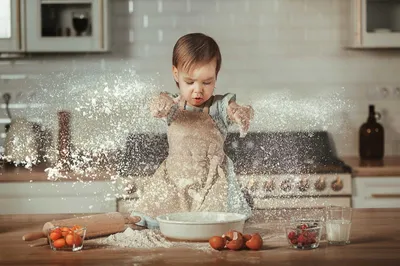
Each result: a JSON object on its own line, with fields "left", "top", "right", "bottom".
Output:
{"left": 325, "top": 206, "right": 352, "bottom": 245}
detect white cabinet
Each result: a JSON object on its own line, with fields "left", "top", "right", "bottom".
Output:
{"left": 349, "top": 0, "right": 400, "bottom": 48}
{"left": 0, "top": 0, "right": 25, "bottom": 52}
{"left": 352, "top": 177, "right": 400, "bottom": 208}
{"left": 0, "top": 0, "right": 110, "bottom": 53}
{"left": 0, "top": 181, "right": 117, "bottom": 214}
{"left": 25, "top": 0, "right": 110, "bottom": 52}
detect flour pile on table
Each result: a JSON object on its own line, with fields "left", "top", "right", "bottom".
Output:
{"left": 96, "top": 227, "right": 214, "bottom": 252}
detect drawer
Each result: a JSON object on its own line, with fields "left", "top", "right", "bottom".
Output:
{"left": 352, "top": 196, "right": 400, "bottom": 208}
{"left": 352, "top": 177, "right": 400, "bottom": 208}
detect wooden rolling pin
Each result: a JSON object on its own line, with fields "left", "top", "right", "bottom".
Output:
{"left": 22, "top": 212, "right": 142, "bottom": 241}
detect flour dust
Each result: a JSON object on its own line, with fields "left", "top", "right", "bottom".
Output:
{"left": 3, "top": 63, "right": 354, "bottom": 221}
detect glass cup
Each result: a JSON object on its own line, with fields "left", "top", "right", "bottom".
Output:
{"left": 285, "top": 219, "right": 323, "bottom": 250}
{"left": 325, "top": 206, "right": 352, "bottom": 245}
{"left": 47, "top": 225, "right": 86, "bottom": 251}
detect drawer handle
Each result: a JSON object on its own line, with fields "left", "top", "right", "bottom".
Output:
{"left": 371, "top": 194, "right": 400, "bottom": 199}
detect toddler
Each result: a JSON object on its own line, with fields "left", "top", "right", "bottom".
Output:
{"left": 132, "top": 33, "right": 254, "bottom": 228}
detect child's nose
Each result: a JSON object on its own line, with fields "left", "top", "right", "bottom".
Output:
{"left": 193, "top": 83, "right": 203, "bottom": 92}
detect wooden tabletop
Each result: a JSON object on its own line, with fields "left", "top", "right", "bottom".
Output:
{"left": 1, "top": 209, "right": 400, "bottom": 266}
{"left": 342, "top": 156, "right": 400, "bottom": 177}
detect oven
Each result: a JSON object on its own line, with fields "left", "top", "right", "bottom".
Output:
{"left": 116, "top": 131, "right": 352, "bottom": 211}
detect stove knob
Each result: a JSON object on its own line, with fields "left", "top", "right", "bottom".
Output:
{"left": 247, "top": 179, "right": 258, "bottom": 193}
{"left": 280, "top": 179, "right": 292, "bottom": 192}
{"left": 314, "top": 176, "right": 326, "bottom": 191}
{"left": 124, "top": 183, "right": 137, "bottom": 194}
{"left": 331, "top": 176, "right": 343, "bottom": 191}
{"left": 298, "top": 178, "right": 310, "bottom": 192}
{"left": 264, "top": 179, "right": 275, "bottom": 192}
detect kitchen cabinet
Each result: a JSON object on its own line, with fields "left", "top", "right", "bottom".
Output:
{"left": 349, "top": 0, "right": 400, "bottom": 48}
{"left": 0, "top": 0, "right": 25, "bottom": 52}
{"left": 352, "top": 176, "right": 400, "bottom": 208}
{"left": 0, "top": 0, "right": 110, "bottom": 53}
{"left": 0, "top": 181, "right": 117, "bottom": 214}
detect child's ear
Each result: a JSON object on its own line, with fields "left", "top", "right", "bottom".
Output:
{"left": 172, "top": 66, "right": 179, "bottom": 83}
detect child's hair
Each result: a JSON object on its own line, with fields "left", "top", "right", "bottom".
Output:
{"left": 172, "top": 33, "right": 222, "bottom": 87}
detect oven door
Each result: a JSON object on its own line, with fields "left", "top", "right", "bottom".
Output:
{"left": 253, "top": 197, "right": 351, "bottom": 209}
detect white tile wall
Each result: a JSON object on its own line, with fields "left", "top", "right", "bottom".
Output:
{"left": 1, "top": 0, "right": 400, "bottom": 157}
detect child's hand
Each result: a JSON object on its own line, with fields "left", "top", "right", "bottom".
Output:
{"left": 229, "top": 102, "right": 254, "bottom": 137}
{"left": 149, "top": 93, "right": 180, "bottom": 118}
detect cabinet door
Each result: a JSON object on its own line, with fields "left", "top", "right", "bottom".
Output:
{"left": 350, "top": 0, "right": 400, "bottom": 48}
{"left": 25, "top": 0, "right": 109, "bottom": 52}
{"left": 0, "top": 0, "right": 25, "bottom": 52}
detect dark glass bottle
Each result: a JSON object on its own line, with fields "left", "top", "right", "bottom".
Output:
{"left": 359, "top": 105, "right": 384, "bottom": 160}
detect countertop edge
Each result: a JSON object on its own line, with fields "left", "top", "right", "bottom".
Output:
{"left": 341, "top": 156, "right": 400, "bottom": 177}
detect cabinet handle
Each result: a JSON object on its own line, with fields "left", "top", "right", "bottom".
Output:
{"left": 99, "top": 0, "right": 104, "bottom": 50}
{"left": 371, "top": 194, "right": 400, "bottom": 199}
{"left": 16, "top": 0, "right": 22, "bottom": 50}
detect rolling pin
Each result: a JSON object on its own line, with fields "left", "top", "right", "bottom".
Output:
{"left": 22, "top": 212, "right": 142, "bottom": 241}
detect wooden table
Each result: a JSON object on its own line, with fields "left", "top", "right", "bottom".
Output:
{"left": 1, "top": 209, "right": 400, "bottom": 265}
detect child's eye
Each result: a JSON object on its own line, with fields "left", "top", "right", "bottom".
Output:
{"left": 186, "top": 81, "right": 194, "bottom": 85}
{"left": 203, "top": 82, "right": 211, "bottom": 85}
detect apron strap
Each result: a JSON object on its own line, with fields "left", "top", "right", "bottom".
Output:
{"left": 202, "top": 96, "right": 214, "bottom": 114}
{"left": 180, "top": 99, "right": 186, "bottom": 110}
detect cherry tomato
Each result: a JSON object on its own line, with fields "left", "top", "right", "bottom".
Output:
{"left": 60, "top": 227, "right": 70, "bottom": 237}
{"left": 53, "top": 238, "right": 66, "bottom": 249}
{"left": 49, "top": 231, "right": 62, "bottom": 241}
{"left": 65, "top": 233, "right": 83, "bottom": 246}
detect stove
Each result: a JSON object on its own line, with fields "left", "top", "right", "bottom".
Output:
{"left": 118, "top": 131, "right": 352, "bottom": 210}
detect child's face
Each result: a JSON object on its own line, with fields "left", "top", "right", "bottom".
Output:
{"left": 173, "top": 59, "right": 216, "bottom": 107}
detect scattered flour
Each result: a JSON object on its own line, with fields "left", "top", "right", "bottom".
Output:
{"left": 96, "top": 227, "right": 215, "bottom": 252}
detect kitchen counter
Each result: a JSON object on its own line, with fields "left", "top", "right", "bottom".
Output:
{"left": 2, "top": 156, "right": 400, "bottom": 182}
{"left": 342, "top": 156, "right": 400, "bottom": 177}
{"left": 0, "top": 163, "right": 114, "bottom": 182}
{"left": 1, "top": 209, "right": 400, "bottom": 266}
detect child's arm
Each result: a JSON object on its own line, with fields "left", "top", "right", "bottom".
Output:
{"left": 227, "top": 100, "right": 254, "bottom": 137}
{"left": 149, "top": 92, "right": 180, "bottom": 118}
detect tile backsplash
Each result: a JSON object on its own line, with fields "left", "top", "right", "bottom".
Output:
{"left": 1, "top": 0, "right": 400, "bottom": 158}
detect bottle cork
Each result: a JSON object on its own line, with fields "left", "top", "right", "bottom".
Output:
{"left": 58, "top": 111, "right": 71, "bottom": 169}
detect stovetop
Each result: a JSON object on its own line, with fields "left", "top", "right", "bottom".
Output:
{"left": 118, "top": 131, "right": 352, "bottom": 177}
{"left": 225, "top": 131, "right": 351, "bottom": 175}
